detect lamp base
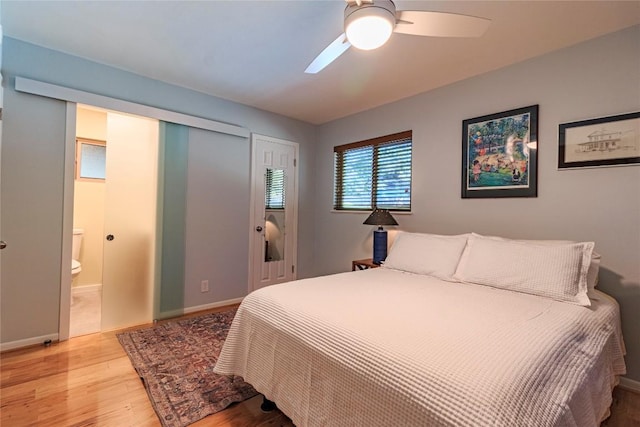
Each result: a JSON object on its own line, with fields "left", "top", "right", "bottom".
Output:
{"left": 372, "top": 229, "right": 388, "bottom": 265}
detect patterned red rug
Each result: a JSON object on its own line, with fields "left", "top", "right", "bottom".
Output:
{"left": 117, "top": 309, "right": 257, "bottom": 427}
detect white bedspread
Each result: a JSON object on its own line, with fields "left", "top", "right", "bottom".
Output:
{"left": 214, "top": 268, "right": 626, "bottom": 427}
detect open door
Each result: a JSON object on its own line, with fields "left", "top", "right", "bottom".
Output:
{"left": 249, "top": 134, "right": 298, "bottom": 291}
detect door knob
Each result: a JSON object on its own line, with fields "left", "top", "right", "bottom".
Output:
{"left": 0, "top": 241, "right": 6, "bottom": 250}
{"left": 106, "top": 234, "right": 115, "bottom": 241}
{"left": 255, "top": 226, "right": 263, "bottom": 232}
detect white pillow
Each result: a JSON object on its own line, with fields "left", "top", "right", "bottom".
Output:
{"left": 454, "top": 234, "right": 593, "bottom": 306}
{"left": 515, "top": 239, "right": 600, "bottom": 294}
{"left": 456, "top": 233, "right": 601, "bottom": 294}
{"left": 382, "top": 232, "right": 469, "bottom": 281}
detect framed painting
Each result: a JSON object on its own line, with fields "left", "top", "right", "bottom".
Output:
{"left": 462, "top": 105, "right": 538, "bottom": 198}
{"left": 558, "top": 111, "right": 640, "bottom": 169}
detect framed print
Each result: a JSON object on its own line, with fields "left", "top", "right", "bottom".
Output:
{"left": 558, "top": 112, "right": 640, "bottom": 169}
{"left": 462, "top": 105, "right": 538, "bottom": 198}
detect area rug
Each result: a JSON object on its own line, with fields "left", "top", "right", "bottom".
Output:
{"left": 117, "top": 309, "right": 258, "bottom": 427}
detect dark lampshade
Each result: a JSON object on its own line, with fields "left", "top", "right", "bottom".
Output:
{"left": 363, "top": 209, "right": 398, "bottom": 227}
{"left": 363, "top": 209, "right": 398, "bottom": 265}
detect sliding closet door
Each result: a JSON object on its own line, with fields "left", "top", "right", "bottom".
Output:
{"left": 101, "top": 112, "right": 159, "bottom": 331}
{"left": 155, "top": 122, "right": 188, "bottom": 319}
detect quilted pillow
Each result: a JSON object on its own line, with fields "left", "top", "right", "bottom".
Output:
{"left": 383, "top": 232, "right": 469, "bottom": 281}
{"left": 456, "top": 233, "right": 601, "bottom": 294}
{"left": 514, "top": 239, "right": 601, "bottom": 294}
{"left": 454, "top": 234, "right": 593, "bottom": 306}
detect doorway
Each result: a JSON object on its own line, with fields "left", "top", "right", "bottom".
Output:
{"left": 249, "top": 134, "right": 299, "bottom": 291}
{"left": 70, "top": 105, "right": 158, "bottom": 336}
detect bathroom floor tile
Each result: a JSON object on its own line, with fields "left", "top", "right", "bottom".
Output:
{"left": 70, "top": 288, "right": 101, "bottom": 337}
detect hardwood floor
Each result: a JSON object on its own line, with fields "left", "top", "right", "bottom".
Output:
{"left": 604, "top": 386, "right": 640, "bottom": 427}
{"left": 1, "top": 305, "right": 292, "bottom": 426}
{"left": 1, "top": 305, "right": 638, "bottom": 426}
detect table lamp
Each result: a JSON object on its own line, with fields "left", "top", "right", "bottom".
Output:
{"left": 363, "top": 208, "right": 398, "bottom": 264}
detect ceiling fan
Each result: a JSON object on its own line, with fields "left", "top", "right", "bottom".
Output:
{"left": 305, "top": 0, "right": 491, "bottom": 74}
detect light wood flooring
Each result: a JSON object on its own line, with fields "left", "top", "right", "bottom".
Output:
{"left": 1, "top": 304, "right": 639, "bottom": 426}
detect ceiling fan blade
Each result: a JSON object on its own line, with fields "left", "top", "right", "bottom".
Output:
{"left": 394, "top": 11, "right": 491, "bottom": 38}
{"left": 305, "top": 33, "right": 351, "bottom": 74}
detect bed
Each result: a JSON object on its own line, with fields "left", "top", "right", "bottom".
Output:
{"left": 214, "top": 232, "right": 626, "bottom": 426}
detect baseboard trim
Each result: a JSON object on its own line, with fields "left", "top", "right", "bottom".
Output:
{"left": 2, "top": 297, "right": 243, "bottom": 352}
{"left": 155, "top": 308, "right": 186, "bottom": 321}
{"left": 72, "top": 283, "right": 102, "bottom": 294}
{"left": 183, "top": 297, "right": 244, "bottom": 315}
{"left": 1, "top": 333, "right": 59, "bottom": 353}
{"left": 619, "top": 376, "right": 640, "bottom": 393}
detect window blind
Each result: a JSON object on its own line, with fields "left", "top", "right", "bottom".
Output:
{"left": 265, "top": 168, "right": 285, "bottom": 209}
{"left": 334, "top": 130, "right": 412, "bottom": 211}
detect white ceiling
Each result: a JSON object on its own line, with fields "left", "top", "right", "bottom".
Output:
{"left": 2, "top": 1, "right": 639, "bottom": 124}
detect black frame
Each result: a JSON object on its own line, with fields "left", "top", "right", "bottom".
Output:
{"left": 462, "top": 105, "right": 538, "bottom": 198}
{"left": 558, "top": 112, "right": 640, "bottom": 169}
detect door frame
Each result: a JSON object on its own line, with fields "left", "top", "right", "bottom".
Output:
{"left": 14, "top": 77, "right": 250, "bottom": 341}
{"left": 59, "top": 102, "right": 77, "bottom": 341}
{"left": 61, "top": 104, "right": 161, "bottom": 337}
{"left": 248, "top": 133, "right": 299, "bottom": 293}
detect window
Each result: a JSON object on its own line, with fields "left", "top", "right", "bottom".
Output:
{"left": 76, "top": 138, "right": 107, "bottom": 180}
{"left": 333, "top": 130, "right": 412, "bottom": 211}
{"left": 265, "top": 168, "right": 285, "bottom": 209}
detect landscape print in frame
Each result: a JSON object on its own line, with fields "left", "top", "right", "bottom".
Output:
{"left": 462, "top": 105, "right": 538, "bottom": 198}
{"left": 558, "top": 111, "right": 640, "bottom": 169}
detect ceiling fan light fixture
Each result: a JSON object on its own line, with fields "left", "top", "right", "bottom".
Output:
{"left": 306, "top": 0, "right": 491, "bottom": 74}
{"left": 345, "top": 2, "right": 396, "bottom": 51}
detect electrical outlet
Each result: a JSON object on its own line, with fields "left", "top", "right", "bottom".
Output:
{"left": 200, "top": 280, "right": 209, "bottom": 293}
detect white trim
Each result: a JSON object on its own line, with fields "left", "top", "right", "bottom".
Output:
{"left": 58, "top": 102, "right": 76, "bottom": 343}
{"left": 248, "top": 134, "right": 299, "bottom": 293}
{"left": 291, "top": 140, "right": 300, "bottom": 281}
{"left": 182, "top": 297, "right": 244, "bottom": 314}
{"left": 619, "top": 376, "right": 640, "bottom": 393}
{"left": 2, "top": 297, "right": 242, "bottom": 350}
{"left": 1, "top": 333, "right": 59, "bottom": 352}
{"left": 15, "top": 77, "right": 250, "bottom": 138}
{"left": 248, "top": 136, "right": 258, "bottom": 293}
{"left": 155, "top": 308, "right": 185, "bottom": 321}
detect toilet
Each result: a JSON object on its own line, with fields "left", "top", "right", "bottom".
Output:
{"left": 72, "top": 228, "right": 84, "bottom": 278}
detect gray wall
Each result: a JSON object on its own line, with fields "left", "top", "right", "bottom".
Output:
{"left": 0, "top": 37, "right": 317, "bottom": 343}
{"left": 315, "top": 25, "right": 640, "bottom": 380}
{"left": 184, "top": 128, "right": 251, "bottom": 306}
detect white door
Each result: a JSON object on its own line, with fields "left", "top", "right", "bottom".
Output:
{"left": 249, "top": 134, "right": 298, "bottom": 291}
{"left": 101, "top": 112, "right": 159, "bottom": 331}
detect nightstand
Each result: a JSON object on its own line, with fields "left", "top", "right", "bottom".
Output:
{"left": 352, "top": 258, "right": 380, "bottom": 271}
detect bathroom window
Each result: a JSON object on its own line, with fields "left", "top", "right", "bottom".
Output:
{"left": 76, "top": 138, "right": 107, "bottom": 180}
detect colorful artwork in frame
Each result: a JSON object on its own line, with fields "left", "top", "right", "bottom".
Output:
{"left": 558, "top": 111, "right": 640, "bottom": 169}
{"left": 462, "top": 105, "right": 538, "bottom": 198}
